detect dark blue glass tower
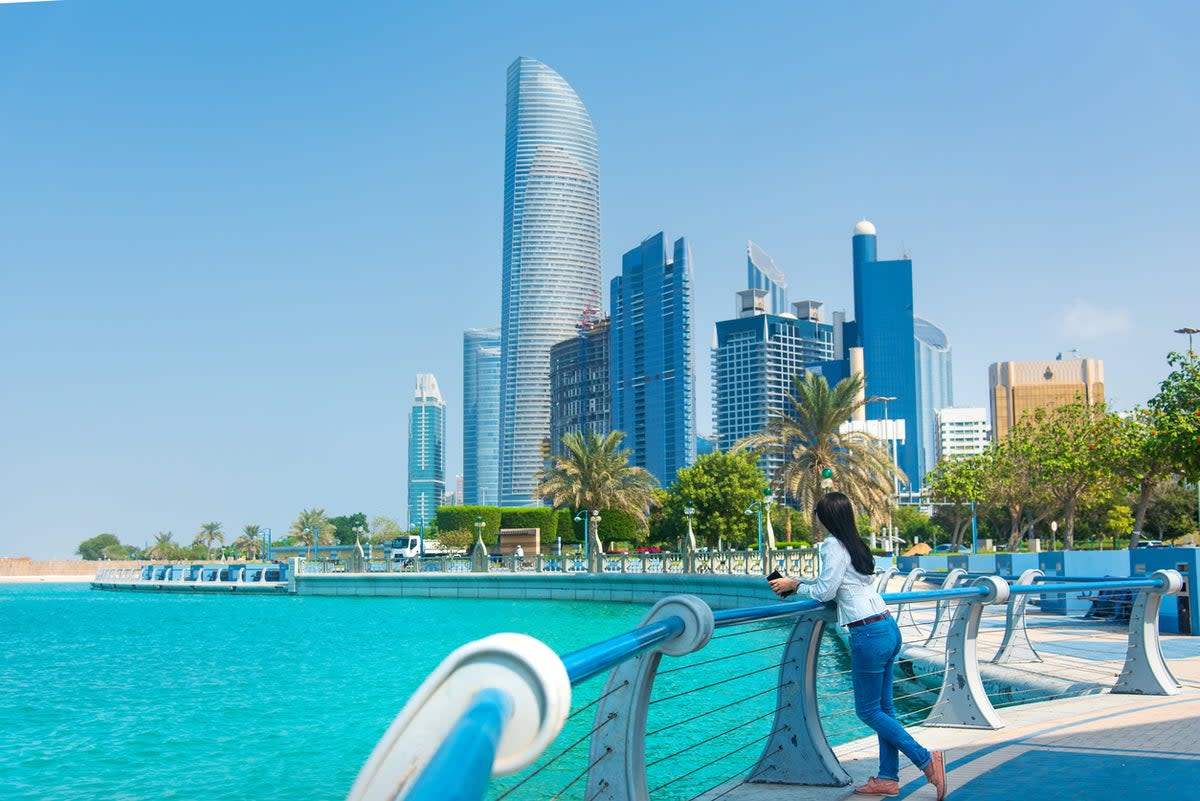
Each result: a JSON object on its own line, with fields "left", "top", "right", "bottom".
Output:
{"left": 610, "top": 232, "right": 696, "bottom": 485}
{"left": 851, "top": 220, "right": 921, "bottom": 493}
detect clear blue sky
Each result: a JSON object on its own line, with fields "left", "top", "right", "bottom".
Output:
{"left": 3, "top": 1, "right": 1198, "bottom": 559}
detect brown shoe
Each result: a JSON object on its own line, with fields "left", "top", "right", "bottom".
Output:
{"left": 854, "top": 777, "right": 899, "bottom": 796}
{"left": 923, "top": 751, "right": 947, "bottom": 800}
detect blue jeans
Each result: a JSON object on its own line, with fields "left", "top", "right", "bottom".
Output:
{"left": 849, "top": 615, "right": 932, "bottom": 781}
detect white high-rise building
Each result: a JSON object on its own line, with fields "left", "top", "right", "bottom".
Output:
{"left": 499, "top": 57, "right": 601, "bottom": 506}
{"left": 935, "top": 407, "right": 990, "bottom": 462}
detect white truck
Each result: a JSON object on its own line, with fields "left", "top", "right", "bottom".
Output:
{"left": 386, "top": 535, "right": 461, "bottom": 562}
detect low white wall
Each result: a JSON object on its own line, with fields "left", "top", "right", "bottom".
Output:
{"left": 294, "top": 572, "right": 784, "bottom": 611}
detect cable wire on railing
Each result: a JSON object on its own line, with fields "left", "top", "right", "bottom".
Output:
{"left": 491, "top": 712, "right": 618, "bottom": 801}
{"left": 547, "top": 746, "right": 613, "bottom": 801}
{"left": 648, "top": 726, "right": 784, "bottom": 795}
{"left": 563, "top": 680, "right": 630, "bottom": 722}
{"left": 645, "top": 704, "right": 787, "bottom": 769}
{"left": 656, "top": 640, "right": 791, "bottom": 675}
{"left": 708, "top": 619, "right": 796, "bottom": 641}
{"left": 582, "top": 780, "right": 610, "bottom": 801}
{"left": 648, "top": 661, "right": 792, "bottom": 706}
{"left": 645, "top": 683, "right": 788, "bottom": 737}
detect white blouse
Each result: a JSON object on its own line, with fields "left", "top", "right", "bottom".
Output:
{"left": 792, "top": 536, "right": 888, "bottom": 627}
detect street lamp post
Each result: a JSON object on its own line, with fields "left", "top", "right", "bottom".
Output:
{"left": 745, "top": 489, "right": 771, "bottom": 558}
{"left": 1050, "top": 520, "right": 1058, "bottom": 552}
{"left": 309, "top": 525, "right": 324, "bottom": 563}
{"left": 262, "top": 527, "right": 272, "bottom": 562}
{"left": 1175, "top": 326, "right": 1199, "bottom": 356}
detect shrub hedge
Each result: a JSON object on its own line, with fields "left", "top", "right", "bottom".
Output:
{"left": 435, "top": 506, "right": 502, "bottom": 546}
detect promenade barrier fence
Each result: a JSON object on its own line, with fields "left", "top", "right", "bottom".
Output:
{"left": 298, "top": 548, "right": 824, "bottom": 579}
{"left": 348, "top": 569, "right": 1184, "bottom": 801}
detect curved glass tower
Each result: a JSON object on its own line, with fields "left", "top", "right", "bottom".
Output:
{"left": 500, "top": 57, "right": 601, "bottom": 506}
{"left": 914, "top": 316, "right": 954, "bottom": 481}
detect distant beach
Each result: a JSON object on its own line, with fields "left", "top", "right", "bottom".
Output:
{"left": 0, "top": 574, "right": 95, "bottom": 583}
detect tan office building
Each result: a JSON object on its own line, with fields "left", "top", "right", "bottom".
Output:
{"left": 988, "top": 356, "right": 1104, "bottom": 440}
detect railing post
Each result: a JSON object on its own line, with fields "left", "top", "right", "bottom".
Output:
{"left": 1112, "top": 569, "right": 1183, "bottom": 696}
{"left": 924, "top": 568, "right": 967, "bottom": 647}
{"left": 926, "top": 576, "right": 1009, "bottom": 729}
{"left": 586, "top": 595, "right": 715, "bottom": 801}
{"left": 750, "top": 606, "right": 850, "bottom": 787}
{"left": 894, "top": 567, "right": 927, "bottom": 636}
{"left": 992, "top": 569, "right": 1043, "bottom": 665}
{"left": 874, "top": 565, "right": 898, "bottom": 593}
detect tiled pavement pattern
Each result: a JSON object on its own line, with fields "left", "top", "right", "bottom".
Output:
{"left": 700, "top": 685, "right": 1200, "bottom": 801}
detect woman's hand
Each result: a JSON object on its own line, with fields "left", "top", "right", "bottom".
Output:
{"left": 769, "top": 576, "right": 800, "bottom": 598}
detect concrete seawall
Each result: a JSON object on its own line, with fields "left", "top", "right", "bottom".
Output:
{"left": 294, "top": 572, "right": 782, "bottom": 610}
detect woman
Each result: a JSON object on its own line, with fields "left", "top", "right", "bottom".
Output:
{"left": 769, "top": 492, "right": 946, "bottom": 799}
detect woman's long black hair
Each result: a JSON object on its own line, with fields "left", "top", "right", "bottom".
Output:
{"left": 814, "top": 492, "right": 875, "bottom": 577}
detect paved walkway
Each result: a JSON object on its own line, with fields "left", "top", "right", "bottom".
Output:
{"left": 698, "top": 612, "right": 1200, "bottom": 801}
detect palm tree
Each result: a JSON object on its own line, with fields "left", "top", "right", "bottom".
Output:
{"left": 146, "top": 531, "right": 177, "bottom": 560}
{"left": 735, "top": 372, "right": 904, "bottom": 524}
{"left": 233, "top": 525, "right": 263, "bottom": 560}
{"left": 536, "top": 431, "right": 659, "bottom": 525}
{"left": 194, "top": 521, "right": 224, "bottom": 559}
{"left": 291, "top": 509, "right": 333, "bottom": 553}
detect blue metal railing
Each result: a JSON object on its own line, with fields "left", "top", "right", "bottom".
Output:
{"left": 563, "top": 617, "right": 687, "bottom": 684}
{"left": 407, "top": 688, "right": 513, "bottom": 801}
{"left": 365, "top": 570, "right": 1180, "bottom": 801}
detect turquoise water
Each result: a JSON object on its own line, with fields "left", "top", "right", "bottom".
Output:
{"left": 0, "top": 584, "right": 928, "bottom": 801}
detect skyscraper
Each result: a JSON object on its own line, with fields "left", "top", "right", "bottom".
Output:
{"left": 611, "top": 232, "right": 696, "bottom": 484}
{"left": 747, "top": 241, "right": 788, "bottom": 316}
{"left": 914, "top": 316, "right": 954, "bottom": 480}
{"left": 851, "top": 220, "right": 922, "bottom": 493}
{"left": 989, "top": 355, "right": 1105, "bottom": 440}
{"left": 408, "top": 373, "right": 445, "bottom": 529}
{"left": 550, "top": 318, "right": 610, "bottom": 457}
{"left": 713, "top": 292, "right": 834, "bottom": 480}
{"left": 499, "top": 56, "right": 601, "bottom": 506}
{"left": 463, "top": 327, "right": 501, "bottom": 506}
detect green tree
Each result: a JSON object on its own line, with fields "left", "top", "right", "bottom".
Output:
{"left": 76, "top": 533, "right": 122, "bottom": 560}
{"left": 328, "top": 512, "right": 369, "bottom": 545}
{"left": 145, "top": 531, "right": 178, "bottom": 560}
{"left": 658, "top": 450, "right": 768, "bottom": 549}
{"left": 926, "top": 455, "right": 987, "bottom": 546}
{"left": 290, "top": 509, "right": 335, "bottom": 549}
{"left": 193, "top": 522, "right": 224, "bottom": 559}
{"left": 1105, "top": 505, "right": 1134, "bottom": 546}
{"left": 734, "top": 373, "right": 903, "bottom": 523}
{"left": 436, "top": 529, "right": 477, "bottom": 550}
{"left": 975, "top": 431, "right": 1055, "bottom": 551}
{"left": 1114, "top": 409, "right": 1174, "bottom": 547}
{"left": 1028, "top": 401, "right": 1124, "bottom": 549}
{"left": 369, "top": 515, "right": 404, "bottom": 545}
{"left": 232, "top": 525, "right": 263, "bottom": 560}
{"left": 893, "top": 506, "right": 944, "bottom": 547}
{"left": 536, "top": 431, "right": 658, "bottom": 531}
{"left": 1148, "top": 351, "right": 1200, "bottom": 481}
{"left": 1143, "top": 478, "right": 1199, "bottom": 541}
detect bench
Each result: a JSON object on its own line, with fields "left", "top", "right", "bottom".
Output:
{"left": 1080, "top": 588, "right": 1133, "bottom": 623}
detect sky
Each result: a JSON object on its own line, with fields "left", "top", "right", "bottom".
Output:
{"left": 2, "top": 1, "right": 1198, "bottom": 559}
